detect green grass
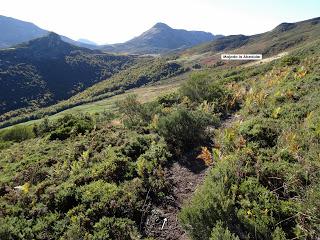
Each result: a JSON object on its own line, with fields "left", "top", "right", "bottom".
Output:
{"left": 1, "top": 73, "right": 187, "bottom": 130}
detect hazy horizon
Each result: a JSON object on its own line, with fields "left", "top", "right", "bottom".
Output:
{"left": 1, "top": 0, "right": 319, "bottom": 44}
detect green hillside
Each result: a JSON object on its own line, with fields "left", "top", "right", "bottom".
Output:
{"left": 0, "top": 33, "right": 134, "bottom": 115}
{"left": 180, "top": 17, "right": 320, "bottom": 67}
{"left": 1, "top": 35, "right": 320, "bottom": 239}
{"left": 0, "top": 57, "right": 186, "bottom": 128}
{"left": 179, "top": 40, "right": 320, "bottom": 239}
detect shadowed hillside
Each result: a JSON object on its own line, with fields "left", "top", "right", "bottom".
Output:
{"left": 0, "top": 33, "right": 134, "bottom": 114}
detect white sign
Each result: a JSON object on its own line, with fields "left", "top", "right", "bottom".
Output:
{"left": 221, "top": 54, "right": 262, "bottom": 60}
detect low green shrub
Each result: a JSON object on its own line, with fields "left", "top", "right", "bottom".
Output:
{"left": 91, "top": 217, "right": 139, "bottom": 240}
{"left": 0, "top": 125, "right": 34, "bottom": 142}
{"left": 210, "top": 221, "right": 240, "bottom": 240}
{"left": 157, "top": 107, "right": 218, "bottom": 152}
{"left": 179, "top": 156, "right": 239, "bottom": 240}
{"left": 239, "top": 118, "right": 279, "bottom": 148}
{"left": 48, "top": 114, "right": 94, "bottom": 140}
{"left": 157, "top": 92, "right": 181, "bottom": 107}
{"left": 179, "top": 72, "right": 231, "bottom": 113}
{"left": 281, "top": 56, "right": 300, "bottom": 66}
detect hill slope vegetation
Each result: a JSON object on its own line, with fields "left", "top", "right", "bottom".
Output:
{"left": 0, "top": 33, "right": 134, "bottom": 115}
{"left": 1, "top": 39, "right": 320, "bottom": 239}
{"left": 1, "top": 16, "right": 320, "bottom": 240}
{"left": 181, "top": 16, "right": 320, "bottom": 66}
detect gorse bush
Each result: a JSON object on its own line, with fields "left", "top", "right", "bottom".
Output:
{"left": 90, "top": 217, "right": 139, "bottom": 240}
{"left": 47, "top": 114, "right": 94, "bottom": 140}
{"left": 281, "top": 56, "right": 300, "bottom": 66}
{"left": 210, "top": 221, "right": 240, "bottom": 240}
{"left": 0, "top": 125, "right": 34, "bottom": 142}
{"left": 157, "top": 91, "right": 181, "bottom": 107}
{"left": 180, "top": 72, "right": 232, "bottom": 113}
{"left": 239, "top": 118, "right": 279, "bottom": 148}
{"left": 116, "top": 94, "right": 151, "bottom": 129}
{"left": 179, "top": 156, "right": 239, "bottom": 239}
{"left": 156, "top": 107, "right": 218, "bottom": 152}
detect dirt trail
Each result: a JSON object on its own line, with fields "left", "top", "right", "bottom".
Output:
{"left": 143, "top": 114, "right": 242, "bottom": 239}
{"left": 244, "top": 51, "right": 288, "bottom": 67}
{"left": 222, "top": 113, "right": 243, "bottom": 128}
{"left": 143, "top": 154, "right": 209, "bottom": 240}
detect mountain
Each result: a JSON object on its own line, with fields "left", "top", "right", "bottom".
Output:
{"left": 0, "top": 15, "right": 47, "bottom": 48}
{"left": 182, "top": 17, "right": 320, "bottom": 66}
{"left": 0, "top": 33, "right": 134, "bottom": 114}
{"left": 102, "top": 22, "right": 218, "bottom": 54}
{"left": 0, "top": 15, "right": 98, "bottom": 49}
{"left": 0, "top": 16, "right": 218, "bottom": 54}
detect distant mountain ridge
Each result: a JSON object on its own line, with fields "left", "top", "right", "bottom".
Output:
{"left": 78, "top": 38, "right": 98, "bottom": 46}
{"left": 182, "top": 16, "right": 320, "bottom": 66}
{"left": 0, "top": 16, "right": 219, "bottom": 54}
{"left": 0, "top": 15, "right": 98, "bottom": 49}
{"left": 0, "top": 15, "right": 47, "bottom": 48}
{"left": 101, "top": 23, "right": 219, "bottom": 54}
{"left": 185, "top": 17, "right": 320, "bottom": 55}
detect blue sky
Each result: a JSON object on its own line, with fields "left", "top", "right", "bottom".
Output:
{"left": 1, "top": 0, "right": 319, "bottom": 44}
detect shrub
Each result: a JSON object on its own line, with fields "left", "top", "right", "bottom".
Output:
{"left": 136, "top": 139, "right": 171, "bottom": 195}
{"left": 117, "top": 95, "right": 151, "bottom": 129}
{"left": 180, "top": 72, "right": 231, "bottom": 112}
{"left": 33, "top": 117, "right": 51, "bottom": 137}
{"left": 179, "top": 157, "right": 238, "bottom": 240}
{"left": 272, "top": 227, "right": 287, "bottom": 240}
{"left": 90, "top": 147, "right": 131, "bottom": 182}
{"left": 136, "top": 138, "right": 170, "bottom": 177}
{"left": 210, "top": 221, "right": 240, "bottom": 240}
{"left": 0, "top": 140, "right": 12, "bottom": 149}
{"left": 281, "top": 56, "right": 300, "bottom": 66}
{"left": 157, "top": 107, "right": 218, "bottom": 152}
{"left": 48, "top": 114, "right": 94, "bottom": 140}
{"left": 157, "top": 92, "right": 181, "bottom": 107}
{"left": 121, "top": 134, "right": 153, "bottom": 160}
{"left": 236, "top": 178, "right": 280, "bottom": 239}
{"left": 0, "top": 125, "right": 34, "bottom": 142}
{"left": 0, "top": 216, "right": 34, "bottom": 240}
{"left": 91, "top": 217, "right": 139, "bottom": 240}
{"left": 76, "top": 180, "right": 118, "bottom": 205}
{"left": 239, "top": 118, "right": 278, "bottom": 148}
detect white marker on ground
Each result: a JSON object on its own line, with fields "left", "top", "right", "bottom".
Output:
{"left": 161, "top": 218, "right": 167, "bottom": 230}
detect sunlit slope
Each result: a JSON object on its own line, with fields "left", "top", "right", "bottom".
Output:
{"left": 180, "top": 16, "right": 320, "bottom": 66}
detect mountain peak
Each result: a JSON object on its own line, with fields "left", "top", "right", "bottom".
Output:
{"left": 103, "top": 22, "right": 217, "bottom": 54}
{"left": 153, "top": 22, "right": 171, "bottom": 29}
{"left": 272, "top": 22, "right": 297, "bottom": 33}
{"left": 45, "top": 32, "right": 63, "bottom": 44}
{"left": 13, "top": 32, "right": 86, "bottom": 60}
{"left": 21, "top": 32, "right": 67, "bottom": 49}
{"left": 46, "top": 32, "right": 61, "bottom": 39}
